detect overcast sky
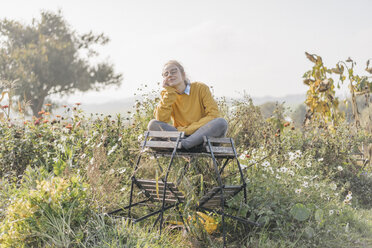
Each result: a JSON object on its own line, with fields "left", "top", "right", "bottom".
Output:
{"left": 1, "top": 0, "right": 371, "bottom": 104}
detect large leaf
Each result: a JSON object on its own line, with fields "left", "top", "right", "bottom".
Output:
{"left": 290, "top": 203, "right": 311, "bottom": 221}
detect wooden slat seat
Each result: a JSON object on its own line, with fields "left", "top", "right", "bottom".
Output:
{"left": 136, "top": 179, "right": 185, "bottom": 203}
{"left": 141, "top": 131, "right": 184, "bottom": 150}
{"left": 198, "top": 185, "right": 242, "bottom": 208}
{"left": 203, "top": 137, "right": 235, "bottom": 157}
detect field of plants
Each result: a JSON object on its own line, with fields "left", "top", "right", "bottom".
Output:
{"left": 0, "top": 55, "right": 372, "bottom": 247}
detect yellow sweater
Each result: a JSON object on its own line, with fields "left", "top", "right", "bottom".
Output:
{"left": 154, "top": 82, "right": 220, "bottom": 135}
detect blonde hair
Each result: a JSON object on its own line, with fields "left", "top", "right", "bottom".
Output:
{"left": 163, "top": 60, "right": 190, "bottom": 84}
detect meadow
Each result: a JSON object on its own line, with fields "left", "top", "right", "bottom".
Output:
{"left": 0, "top": 88, "right": 371, "bottom": 248}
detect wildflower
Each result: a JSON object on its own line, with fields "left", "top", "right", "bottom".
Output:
{"left": 75, "top": 102, "right": 81, "bottom": 106}
{"left": 90, "top": 157, "right": 94, "bottom": 165}
{"left": 45, "top": 103, "right": 52, "bottom": 106}
{"left": 295, "top": 150, "right": 302, "bottom": 157}
{"left": 56, "top": 115, "right": 61, "bottom": 118}
{"left": 118, "top": 168, "right": 126, "bottom": 174}
{"left": 240, "top": 164, "right": 248, "bottom": 169}
{"left": 288, "top": 170, "right": 294, "bottom": 176}
{"left": 329, "top": 210, "right": 334, "bottom": 216}
{"left": 63, "top": 105, "right": 67, "bottom": 108}
{"left": 284, "top": 122, "right": 290, "bottom": 127}
{"left": 288, "top": 152, "right": 296, "bottom": 161}
{"left": 306, "top": 161, "right": 312, "bottom": 168}
{"left": 120, "top": 187, "right": 126, "bottom": 192}
{"left": 38, "top": 110, "right": 45, "bottom": 115}
{"left": 1, "top": 105, "right": 9, "bottom": 109}
{"left": 318, "top": 158, "right": 324, "bottom": 162}
{"left": 275, "top": 174, "right": 281, "bottom": 179}
{"left": 239, "top": 154, "right": 246, "bottom": 160}
{"left": 65, "top": 123, "right": 73, "bottom": 130}
{"left": 330, "top": 182, "right": 337, "bottom": 190}
{"left": 279, "top": 167, "right": 288, "bottom": 173}
{"left": 262, "top": 161, "right": 270, "bottom": 167}
{"left": 344, "top": 191, "right": 352, "bottom": 205}
{"left": 80, "top": 154, "right": 87, "bottom": 159}
{"left": 295, "top": 188, "right": 302, "bottom": 194}
{"left": 303, "top": 181, "right": 309, "bottom": 188}
{"left": 34, "top": 119, "right": 40, "bottom": 125}
{"left": 246, "top": 154, "right": 251, "bottom": 158}
{"left": 44, "top": 112, "right": 50, "bottom": 115}
{"left": 337, "top": 166, "right": 343, "bottom": 171}
{"left": 42, "top": 120, "right": 49, "bottom": 124}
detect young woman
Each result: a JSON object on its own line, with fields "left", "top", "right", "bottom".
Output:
{"left": 147, "top": 60, "right": 228, "bottom": 150}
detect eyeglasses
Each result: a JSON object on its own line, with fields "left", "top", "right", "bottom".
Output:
{"left": 162, "top": 68, "right": 178, "bottom": 78}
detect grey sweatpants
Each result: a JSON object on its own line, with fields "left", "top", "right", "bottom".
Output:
{"left": 147, "top": 118, "right": 228, "bottom": 149}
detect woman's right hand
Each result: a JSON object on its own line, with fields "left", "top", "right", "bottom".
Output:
{"left": 162, "top": 76, "right": 171, "bottom": 88}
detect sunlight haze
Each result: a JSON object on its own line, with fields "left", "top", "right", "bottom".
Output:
{"left": 1, "top": 0, "right": 371, "bottom": 104}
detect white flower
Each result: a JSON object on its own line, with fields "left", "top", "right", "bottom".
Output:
{"left": 118, "top": 168, "right": 126, "bottom": 174}
{"left": 90, "top": 157, "right": 95, "bottom": 165}
{"left": 118, "top": 137, "right": 122, "bottom": 142}
{"left": 138, "top": 134, "right": 143, "bottom": 142}
{"left": 318, "top": 158, "right": 324, "bottom": 162}
{"left": 329, "top": 210, "right": 334, "bottom": 216}
{"left": 109, "top": 169, "right": 115, "bottom": 175}
{"left": 288, "top": 152, "right": 296, "bottom": 161}
{"left": 240, "top": 164, "right": 248, "bottom": 169}
{"left": 337, "top": 166, "right": 343, "bottom": 171}
{"left": 306, "top": 161, "right": 312, "bottom": 168}
{"left": 295, "top": 188, "right": 302, "bottom": 194}
{"left": 275, "top": 174, "right": 281, "bottom": 179}
{"left": 243, "top": 150, "right": 248, "bottom": 155}
{"left": 288, "top": 170, "right": 294, "bottom": 176}
{"left": 330, "top": 182, "right": 337, "bottom": 191}
{"left": 80, "top": 153, "right": 87, "bottom": 159}
{"left": 262, "top": 161, "right": 270, "bottom": 167}
{"left": 344, "top": 191, "right": 352, "bottom": 204}
{"left": 279, "top": 167, "right": 288, "bottom": 173}
{"left": 303, "top": 181, "right": 309, "bottom": 188}
{"left": 239, "top": 154, "right": 246, "bottom": 160}
{"left": 295, "top": 150, "right": 302, "bottom": 157}
{"left": 120, "top": 187, "right": 126, "bottom": 192}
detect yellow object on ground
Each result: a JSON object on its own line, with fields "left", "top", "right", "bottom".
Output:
{"left": 168, "top": 212, "right": 218, "bottom": 234}
{"left": 191, "top": 212, "right": 218, "bottom": 234}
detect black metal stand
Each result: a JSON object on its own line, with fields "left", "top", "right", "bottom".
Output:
{"left": 108, "top": 132, "right": 260, "bottom": 247}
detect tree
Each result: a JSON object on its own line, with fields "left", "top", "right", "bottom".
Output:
{"left": 0, "top": 10, "right": 122, "bottom": 116}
